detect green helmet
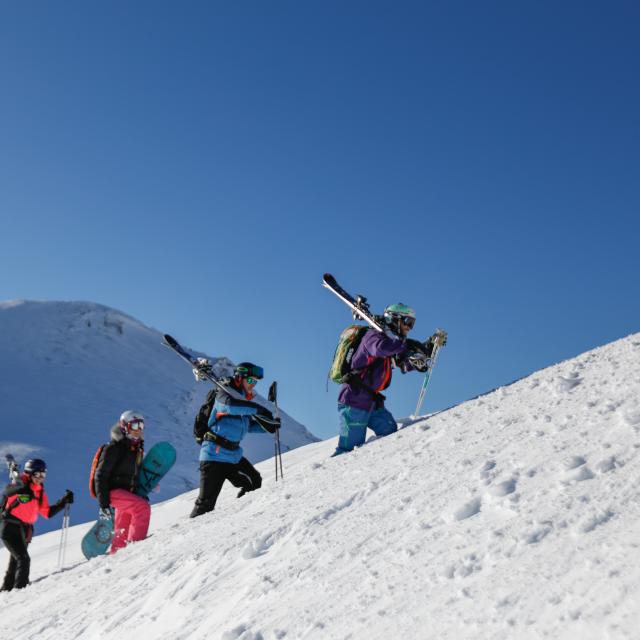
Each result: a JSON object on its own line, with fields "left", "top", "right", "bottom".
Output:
{"left": 383, "top": 303, "right": 416, "bottom": 331}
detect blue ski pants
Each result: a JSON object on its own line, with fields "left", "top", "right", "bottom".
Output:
{"left": 334, "top": 404, "right": 398, "bottom": 454}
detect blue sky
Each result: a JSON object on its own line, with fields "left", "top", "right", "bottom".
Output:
{"left": 1, "top": 1, "right": 639, "bottom": 441}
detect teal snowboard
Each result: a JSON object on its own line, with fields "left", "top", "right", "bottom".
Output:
{"left": 81, "top": 441, "right": 177, "bottom": 559}
{"left": 81, "top": 516, "right": 114, "bottom": 559}
{"left": 135, "top": 441, "right": 177, "bottom": 498}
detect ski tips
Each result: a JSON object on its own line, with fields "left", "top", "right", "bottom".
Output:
{"left": 163, "top": 334, "right": 178, "bottom": 347}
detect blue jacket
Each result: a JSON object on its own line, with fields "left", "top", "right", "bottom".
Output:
{"left": 199, "top": 379, "right": 269, "bottom": 464}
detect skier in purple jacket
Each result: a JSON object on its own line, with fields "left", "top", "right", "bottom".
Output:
{"left": 334, "top": 303, "right": 421, "bottom": 455}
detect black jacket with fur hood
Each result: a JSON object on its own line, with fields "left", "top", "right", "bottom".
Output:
{"left": 94, "top": 424, "right": 144, "bottom": 509}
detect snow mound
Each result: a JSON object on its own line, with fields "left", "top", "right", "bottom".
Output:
{"left": 1, "top": 332, "right": 640, "bottom": 639}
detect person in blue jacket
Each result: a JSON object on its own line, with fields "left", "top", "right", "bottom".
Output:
{"left": 190, "top": 362, "right": 281, "bottom": 518}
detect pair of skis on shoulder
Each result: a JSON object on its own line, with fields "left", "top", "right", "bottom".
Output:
{"left": 163, "top": 334, "right": 284, "bottom": 481}
{"left": 322, "top": 273, "right": 447, "bottom": 417}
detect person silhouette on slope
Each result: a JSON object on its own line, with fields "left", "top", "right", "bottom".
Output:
{"left": 1, "top": 459, "right": 73, "bottom": 591}
{"left": 190, "top": 362, "right": 280, "bottom": 518}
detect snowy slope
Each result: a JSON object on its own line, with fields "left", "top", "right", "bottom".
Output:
{"left": 2, "top": 332, "right": 640, "bottom": 639}
{"left": 0, "top": 300, "right": 317, "bottom": 532}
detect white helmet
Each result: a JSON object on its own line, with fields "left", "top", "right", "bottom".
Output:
{"left": 119, "top": 410, "right": 145, "bottom": 439}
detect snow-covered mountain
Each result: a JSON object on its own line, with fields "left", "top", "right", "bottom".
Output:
{"left": 0, "top": 300, "right": 318, "bottom": 532}
{"left": 2, "top": 331, "right": 640, "bottom": 638}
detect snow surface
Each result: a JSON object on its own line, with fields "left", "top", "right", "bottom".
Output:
{"left": 2, "top": 332, "right": 640, "bottom": 639}
{"left": 0, "top": 300, "right": 317, "bottom": 532}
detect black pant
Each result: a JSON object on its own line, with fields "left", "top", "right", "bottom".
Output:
{"left": 1, "top": 520, "right": 33, "bottom": 591}
{"left": 190, "top": 457, "right": 262, "bottom": 518}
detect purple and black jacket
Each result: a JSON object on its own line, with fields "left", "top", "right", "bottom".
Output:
{"left": 337, "top": 328, "right": 410, "bottom": 412}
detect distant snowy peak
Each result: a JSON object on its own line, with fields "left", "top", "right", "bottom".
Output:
{"left": 0, "top": 299, "right": 234, "bottom": 372}
{"left": 0, "top": 299, "right": 147, "bottom": 348}
{"left": 0, "top": 298, "right": 30, "bottom": 309}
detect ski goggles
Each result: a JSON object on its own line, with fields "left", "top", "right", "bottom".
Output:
{"left": 400, "top": 317, "right": 415, "bottom": 329}
{"left": 31, "top": 471, "right": 46, "bottom": 479}
{"left": 236, "top": 365, "right": 264, "bottom": 379}
{"left": 124, "top": 419, "right": 145, "bottom": 432}
{"left": 245, "top": 377, "right": 259, "bottom": 386}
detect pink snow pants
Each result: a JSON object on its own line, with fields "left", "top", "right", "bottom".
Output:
{"left": 109, "top": 489, "right": 151, "bottom": 554}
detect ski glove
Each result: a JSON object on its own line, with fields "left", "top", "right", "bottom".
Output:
{"left": 405, "top": 338, "right": 432, "bottom": 358}
{"left": 99, "top": 507, "right": 113, "bottom": 520}
{"left": 256, "top": 405, "right": 275, "bottom": 420}
{"left": 61, "top": 489, "right": 74, "bottom": 505}
{"left": 251, "top": 414, "right": 281, "bottom": 433}
{"left": 408, "top": 353, "right": 430, "bottom": 372}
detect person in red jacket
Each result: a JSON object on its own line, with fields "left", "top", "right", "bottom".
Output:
{"left": 0, "top": 458, "right": 73, "bottom": 591}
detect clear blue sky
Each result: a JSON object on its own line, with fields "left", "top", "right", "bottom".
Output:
{"left": 1, "top": 1, "right": 639, "bottom": 440}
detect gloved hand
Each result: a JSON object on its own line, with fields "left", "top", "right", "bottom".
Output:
{"left": 431, "top": 328, "right": 448, "bottom": 347}
{"left": 252, "top": 414, "right": 281, "bottom": 432}
{"left": 408, "top": 353, "right": 430, "bottom": 372}
{"left": 99, "top": 507, "right": 113, "bottom": 520}
{"left": 405, "top": 338, "right": 430, "bottom": 356}
{"left": 256, "top": 405, "right": 274, "bottom": 420}
{"left": 61, "top": 489, "right": 74, "bottom": 505}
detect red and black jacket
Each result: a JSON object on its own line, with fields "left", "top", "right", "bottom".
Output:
{"left": 1, "top": 474, "right": 65, "bottom": 525}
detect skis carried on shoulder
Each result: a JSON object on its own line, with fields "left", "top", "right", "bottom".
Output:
{"left": 162, "top": 334, "right": 245, "bottom": 402}
{"left": 322, "top": 273, "right": 386, "bottom": 333}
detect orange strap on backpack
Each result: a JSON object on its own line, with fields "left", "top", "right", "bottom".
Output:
{"left": 88, "top": 444, "right": 106, "bottom": 499}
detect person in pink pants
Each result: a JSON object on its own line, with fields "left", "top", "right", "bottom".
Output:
{"left": 93, "top": 410, "right": 151, "bottom": 554}
{"left": 109, "top": 488, "right": 151, "bottom": 553}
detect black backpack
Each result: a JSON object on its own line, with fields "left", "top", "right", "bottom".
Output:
{"left": 193, "top": 388, "right": 217, "bottom": 444}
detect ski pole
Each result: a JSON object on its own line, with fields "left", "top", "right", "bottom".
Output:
{"left": 276, "top": 429, "right": 283, "bottom": 481}
{"left": 413, "top": 354, "right": 438, "bottom": 418}
{"left": 268, "top": 382, "right": 284, "bottom": 481}
{"left": 412, "top": 329, "right": 447, "bottom": 418}
{"left": 57, "top": 503, "right": 71, "bottom": 571}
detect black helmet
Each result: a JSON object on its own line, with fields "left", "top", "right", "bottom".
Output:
{"left": 24, "top": 458, "right": 47, "bottom": 475}
{"left": 234, "top": 362, "right": 264, "bottom": 379}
